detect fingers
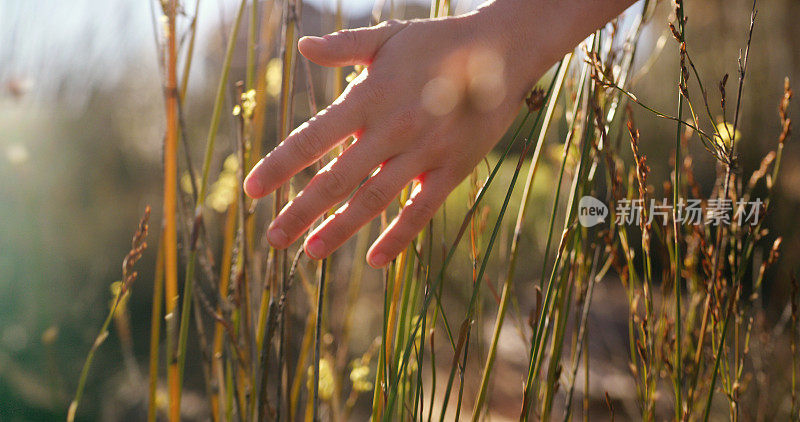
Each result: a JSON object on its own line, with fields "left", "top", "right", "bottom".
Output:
{"left": 244, "top": 95, "right": 362, "bottom": 199}
{"left": 265, "top": 132, "right": 399, "bottom": 249}
{"left": 301, "top": 154, "right": 423, "bottom": 260}
{"left": 366, "top": 169, "right": 459, "bottom": 268}
{"left": 298, "top": 20, "right": 409, "bottom": 67}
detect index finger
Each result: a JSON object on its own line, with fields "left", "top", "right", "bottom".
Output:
{"left": 244, "top": 92, "right": 364, "bottom": 198}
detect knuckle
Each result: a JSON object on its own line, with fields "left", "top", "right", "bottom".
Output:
{"left": 280, "top": 206, "right": 310, "bottom": 232}
{"left": 293, "top": 128, "right": 325, "bottom": 160}
{"left": 427, "top": 140, "right": 450, "bottom": 161}
{"left": 325, "top": 215, "right": 351, "bottom": 242}
{"left": 259, "top": 151, "right": 284, "bottom": 179}
{"left": 438, "top": 162, "right": 469, "bottom": 185}
{"left": 359, "top": 184, "right": 393, "bottom": 212}
{"left": 338, "top": 28, "right": 358, "bottom": 45}
{"left": 403, "top": 201, "right": 437, "bottom": 228}
{"left": 416, "top": 126, "right": 452, "bottom": 160}
{"left": 339, "top": 30, "right": 362, "bottom": 60}
{"left": 318, "top": 169, "right": 351, "bottom": 200}
{"left": 417, "top": 138, "right": 451, "bottom": 168}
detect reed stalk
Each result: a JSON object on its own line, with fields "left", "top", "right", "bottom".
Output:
{"left": 161, "top": 1, "right": 181, "bottom": 419}
{"left": 521, "top": 50, "right": 593, "bottom": 420}
{"left": 147, "top": 234, "right": 165, "bottom": 422}
{"left": 671, "top": 3, "right": 686, "bottom": 418}
{"left": 210, "top": 202, "right": 237, "bottom": 421}
{"left": 173, "top": 4, "right": 248, "bottom": 419}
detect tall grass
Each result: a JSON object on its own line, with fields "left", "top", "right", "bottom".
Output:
{"left": 69, "top": 0, "right": 799, "bottom": 421}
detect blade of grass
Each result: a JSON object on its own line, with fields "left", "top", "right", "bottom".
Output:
{"left": 671, "top": 3, "right": 686, "bottom": 418}
{"left": 383, "top": 71, "right": 558, "bottom": 418}
{"left": 521, "top": 47, "right": 594, "bottom": 420}
{"left": 471, "top": 55, "right": 571, "bottom": 420}
{"left": 179, "top": 0, "right": 202, "bottom": 101}
{"left": 563, "top": 247, "right": 602, "bottom": 421}
{"left": 313, "top": 258, "right": 327, "bottom": 422}
{"left": 211, "top": 202, "right": 238, "bottom": 422}
{"left": 175, "top": 0, "right": 248, "bottom": 400}
{"left": 148, "top": 233, "right": 166, "bottom": 422}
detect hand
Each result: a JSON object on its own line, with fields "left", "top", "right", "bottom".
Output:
{"left": 243, "top": 3, "right": 566, "bottom": 268}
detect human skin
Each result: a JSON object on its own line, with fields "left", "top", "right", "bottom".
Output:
{"left": 244, "top": 0, "right": 637, "bottom": 268}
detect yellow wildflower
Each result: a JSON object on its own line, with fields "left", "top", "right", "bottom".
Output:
{"left": 715, "top": 120, "right": 741, "bottom": 149}
{"left": 206, "top": 154, "right": 240, "bottom": 213}
{"left": 307, "top": 358, "right": 335, "bottom": 400}
{"left": 240, "top": 89, "right": 257, "bottom": 119}
{"left": 265, "top": 58, "right": 283, "bottom": 98}
{"left": 349, "top": 360, "right": 373, "bottom": 393}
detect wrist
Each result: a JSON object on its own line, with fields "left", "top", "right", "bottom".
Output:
{"left": 466, "top": 0, "right": 637, "bottom": 93}
{"left": 465, "top": 0, "right": 564, "bottom": 95}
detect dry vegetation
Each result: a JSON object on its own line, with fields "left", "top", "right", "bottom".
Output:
{"left": 64, "top": 0, "right": 800, "bottom": 420}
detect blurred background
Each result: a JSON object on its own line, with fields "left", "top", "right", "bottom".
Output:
{"left": 1, "top": 0, "right": 798, "bottom": 420}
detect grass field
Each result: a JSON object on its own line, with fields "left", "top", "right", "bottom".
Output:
{"left": 3, "top": 0, "right": 800, "bottom": 420}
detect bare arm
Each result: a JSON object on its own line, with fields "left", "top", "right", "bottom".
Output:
{"left": 244, "top": 0, "right": 637, "bottom": 268}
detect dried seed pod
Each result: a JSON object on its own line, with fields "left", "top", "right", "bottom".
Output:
{"left": 669, "top": 23, "right": 681, "bottom": 42}
{"left": 720, "top": 73, "right": 729, "bottom": 110}
{"left": 779, "top": 77, "right": 792, "bottom": 145}
{"left": 525, "top": 86, "right": 546, "bottom": 112}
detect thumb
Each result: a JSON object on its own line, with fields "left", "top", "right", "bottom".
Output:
{"left": 298, "top": 20, "right": 409, "bottom": 67}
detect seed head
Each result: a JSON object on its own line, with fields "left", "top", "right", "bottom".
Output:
{"left": 525, "top": 87, "right": 546, "bottom": 112}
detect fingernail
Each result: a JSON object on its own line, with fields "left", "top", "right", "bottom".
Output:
{"left": 305, "top": 237, "right": 326, "bottom": 259}
{"left": 267, "top": 225, "right": 289, "bottom": 248}
{"left": 369, "top": 252, "right": 388, "bottom": 268}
